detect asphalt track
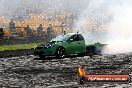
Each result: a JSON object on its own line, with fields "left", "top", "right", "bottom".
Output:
{"left": 0, "top": 54, "right": 132, "bottom": 88}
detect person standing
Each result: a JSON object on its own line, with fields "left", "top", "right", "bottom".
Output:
{"left": 37, "top": 24, "right": 45, "bottom": 37}
{"left": 47, "top": 24, "right": 54, "bottom": 37}
{"left": 9, "top": 19, "right": 16, "bottom": 35}
{"left": 24, "top": 25, "right": 32, "bottom": 36}
{"left": 0, "top": 28, "right": 4, "bottom": 38}
{"left": 61, "top": 22, "right": 65, "bottom": 34}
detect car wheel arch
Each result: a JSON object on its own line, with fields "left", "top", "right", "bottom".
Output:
{"left": 56, "top": 46, "right": 65, "bottom": 50}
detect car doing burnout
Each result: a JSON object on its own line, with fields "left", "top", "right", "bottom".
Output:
{"left": 34, "top": 33, "right": 103, "bottom": 58}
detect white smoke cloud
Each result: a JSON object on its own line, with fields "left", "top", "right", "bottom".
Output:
{"left": 103, "top": 2, "right": 132, "bottom": 54}
{"left": 73, "top": 0, "right": 132, "bottom": 54}
{"left": 73, "top": 0, "right": 112, "bottom": 45}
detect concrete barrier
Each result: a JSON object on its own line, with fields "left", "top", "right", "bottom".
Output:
{"left": 0, "top": 48, "right": 34, "bottom": 58}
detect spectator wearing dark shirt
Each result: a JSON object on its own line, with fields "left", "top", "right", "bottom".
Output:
{"left": 9, "top": 19, "right": 16, "bottom": 32}
{"left": 24, "top": 25, "right": 32, "bottom": 36}
{"left": 47, "top": 24, "right": 53, "bottom": 37}
{"left": 37, "top": 24, "right": 44, "bottom": 37}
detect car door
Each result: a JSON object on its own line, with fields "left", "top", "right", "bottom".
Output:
{"left": 77, "top": 34, "right": 86, "bottom": 54}
{"left": 73, "top": 34, "right": 86, "bottom": 54}
{"left": 72, "top": 34, "right": 81, "bottom": 54}
{"left": 66, "top": 34, "right": 77, "bottom": 54}
{"left": 67, "top": 34, "right": 83, "bottom": 54}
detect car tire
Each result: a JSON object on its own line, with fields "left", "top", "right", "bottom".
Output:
{"left": 39, "top": 55, "right": 46, "bottom": 59}
{"left": 56, "top": 47, "right": 66, "bottom": 58}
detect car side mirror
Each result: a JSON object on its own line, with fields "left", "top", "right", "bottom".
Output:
{"left": 69, "top": 39, "right": 74, "bottom": 42}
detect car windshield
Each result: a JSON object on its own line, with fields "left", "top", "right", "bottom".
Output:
{"left": 51, "top": 34, "right": 71, "bottom": 42}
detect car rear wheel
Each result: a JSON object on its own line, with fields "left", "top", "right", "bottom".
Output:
{"left": 56, "top": 47, "right": 66, "bottom": 58}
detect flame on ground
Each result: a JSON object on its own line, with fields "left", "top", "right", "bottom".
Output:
{"left": 78, "top": 65, "right": 86, "bottom": 76}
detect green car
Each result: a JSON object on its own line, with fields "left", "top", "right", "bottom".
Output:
{"left": 34, "top": 33, "right": 103, "bottom": 58}
{"left": 34, "top": 33, "right": 86, "bottom": 58}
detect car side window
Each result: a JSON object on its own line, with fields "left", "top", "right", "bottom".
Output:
{"left": 69, "top": 34, "right": 79, "bottom": 41}
{"left": 74, "top": 34, "right": 79, "bottom": 41}
{"left": 68, "top": 34, "right": 84, "bottom": 41}
{"left": 78, "top": 34, "right": 84, "bottom": 41}
{"left": 68, "top": 35, "right": 75, "bottom": 41}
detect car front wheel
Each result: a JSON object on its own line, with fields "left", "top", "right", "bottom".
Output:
{"left": 56, "top": 47, "right": 66, "bottom": 58}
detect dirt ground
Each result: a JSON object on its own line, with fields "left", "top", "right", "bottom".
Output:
{"left": 0, "top": 54, "right": 132, "bottom": 88}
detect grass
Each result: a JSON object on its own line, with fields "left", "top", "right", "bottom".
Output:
{"left": 0, "top": 43, "right": 42, "bottom": 51}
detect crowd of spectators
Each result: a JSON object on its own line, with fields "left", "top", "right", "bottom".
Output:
{"left": 0, "top": 12, "right": 76, "bottom": 38}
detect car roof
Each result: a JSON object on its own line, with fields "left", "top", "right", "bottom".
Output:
{"left": 66, "top": 33, "right": 81, "bottom": 36}
{"left": 51, "top": 33, "right": 83, "bottom": 42}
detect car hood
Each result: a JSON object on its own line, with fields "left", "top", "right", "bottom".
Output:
{"left": 37, "top": 41, "right": 64, "bottom": 48}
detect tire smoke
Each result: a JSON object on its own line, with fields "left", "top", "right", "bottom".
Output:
{"left": 103, "top": 2, "right": 132, "bottom": 54}
{"left": 73, "top": 0, "right": 132, "bottom": 54}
